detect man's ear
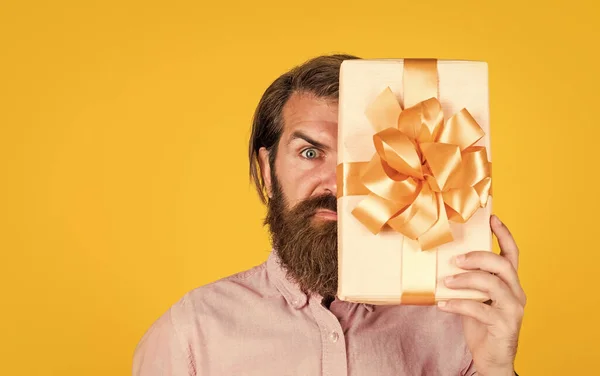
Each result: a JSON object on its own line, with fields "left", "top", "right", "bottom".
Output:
{"left": 258, "top": 147, "right": 273, "bottom": 199}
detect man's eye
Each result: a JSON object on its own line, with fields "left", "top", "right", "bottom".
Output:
{"left": 300, "top": 148, "right": 321, "bottom": 160}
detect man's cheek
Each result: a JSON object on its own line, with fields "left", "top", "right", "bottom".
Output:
{"left": 282, "top": 182, "right": 310, "bottom": 207}
{"left": 297, "top": 175, "right": 322, "bottom": 200}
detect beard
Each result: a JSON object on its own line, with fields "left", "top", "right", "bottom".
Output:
{"left": 265, "top": 176, "right": 338, "bottom": 298}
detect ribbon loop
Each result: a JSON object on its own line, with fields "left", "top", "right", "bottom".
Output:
{"left": 374, "top": 128, "right": 423, "bottom": 179}
{"left": 365, "top": 87, "right": 402, "bottom": 132}
{"left": 361, "top": 155, "right": 419, "bottom": 202}
{"left": 438, "top": 108, "right": 484, "bottom": 151}
{"left": 397, "top": 97, "right": 444, "bottom": 144}
{"left": 421, "top": 142, "right": 462, "bottom": 192}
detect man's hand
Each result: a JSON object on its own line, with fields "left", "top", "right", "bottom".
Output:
{"left": 438, "top": 215, "right": 526, "bottom": 376}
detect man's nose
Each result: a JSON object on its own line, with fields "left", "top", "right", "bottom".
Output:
{"left": 320, "top": 160, "right": 337, "bottom": 197}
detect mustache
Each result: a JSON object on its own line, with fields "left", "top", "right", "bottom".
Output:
{"left": 291, "top": 193, "right": 337, "bottom": 218}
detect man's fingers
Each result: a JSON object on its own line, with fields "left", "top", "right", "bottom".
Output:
{"left": 491, "top": 215, "right": 519, "bottom": 271}
{"left": 444, "top": 271, "right": 516, "bottom": 307}
{"left": 437, "top": 299, "right": 498, "bottom": 326}
{"left": 455, "top": 251, "right": 526, "bottom": 306}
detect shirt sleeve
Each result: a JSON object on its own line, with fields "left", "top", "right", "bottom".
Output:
{"left": 132, "top": 308, "right": 197, "bottom": 376}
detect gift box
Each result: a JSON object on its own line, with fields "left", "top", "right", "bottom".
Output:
{"left": 337, "top": 59, "right": 493, "bottom": 305}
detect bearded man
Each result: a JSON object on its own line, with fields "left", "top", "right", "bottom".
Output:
{"left": 133, "top": 54, "right": 525, "bottom": 376}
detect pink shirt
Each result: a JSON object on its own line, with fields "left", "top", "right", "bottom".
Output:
{"left": 133, "top": 251, "right": 476, "bottom": 375}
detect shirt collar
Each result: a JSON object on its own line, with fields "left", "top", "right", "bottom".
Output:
{"left": 267, "top": 250, "right": 374, "bottom": 312}
{"left": 267, "top": 251, "right": 308, "bottom": 309}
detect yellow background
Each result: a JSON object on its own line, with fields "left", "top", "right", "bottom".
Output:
{"left": 1, "top": 0, "right": 597, "bottom": 374}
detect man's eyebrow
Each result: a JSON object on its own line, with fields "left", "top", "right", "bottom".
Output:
{"left": 288, "top": 131, "right": 330, "bottom": 150}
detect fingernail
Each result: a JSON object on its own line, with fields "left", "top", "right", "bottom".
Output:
{"left": 444, "top": 276, "right": 454, "bottom": 285}
{"left": 492, "top": 214, "right": 502, "bottom": 226}
{"left": 455, "top": 254, "right": 466, "bottom": 265}
{"left": 437, "top": 301, "right": 447, "bottom": 308}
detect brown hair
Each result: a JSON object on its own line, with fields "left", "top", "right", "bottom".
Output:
{"left": 248, "top": 54, "right": 360, "bottom": 203}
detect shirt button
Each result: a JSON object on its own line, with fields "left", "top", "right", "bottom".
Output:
{"left": 329, "top": 331, "right": 339, "bottom": 343}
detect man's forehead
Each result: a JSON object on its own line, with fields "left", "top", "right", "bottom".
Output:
{"left": 281, "top": 92, "right": 338, "bottom": 134}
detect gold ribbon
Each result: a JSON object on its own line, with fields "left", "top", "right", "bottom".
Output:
{"left": 338, "top": 59, "right": 492, "bottom": 304}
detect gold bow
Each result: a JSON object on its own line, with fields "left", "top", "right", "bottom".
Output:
{"left": 340, "top": 88, "right": 492, "bottom": 251}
